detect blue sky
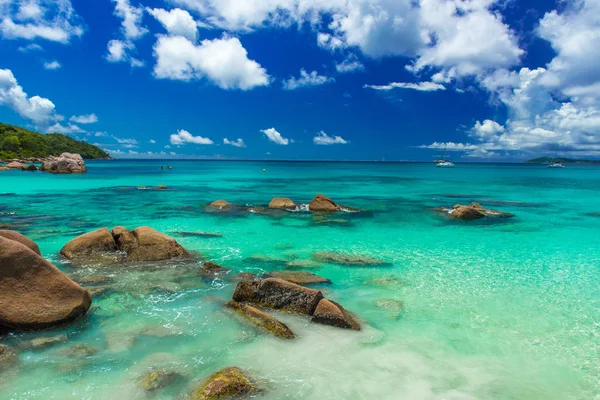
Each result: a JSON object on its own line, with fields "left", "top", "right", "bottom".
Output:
{"left": 1, "top": 0, "right": 599, "bottom": 161}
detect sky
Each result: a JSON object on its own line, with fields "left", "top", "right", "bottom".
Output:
{"left": 0, "top": 0, "right": 599, "bottom": 161}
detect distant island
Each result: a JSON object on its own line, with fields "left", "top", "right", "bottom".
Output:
{"left": 525, "top": 157, "right": 600, "bottom": 165}
{"left": 0, "top": 122, "right": 110, "bottom": 160}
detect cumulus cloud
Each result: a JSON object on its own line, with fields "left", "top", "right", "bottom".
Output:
{"left": 149, "top": 139, "right": 156, "bottom": 144}
{"left": 335, "top": 56, "right": 364, "bottom": 73}
{"left": 313, "top": 131, "right": 348, "bottom": 145}
{"left": 148, "top": 7, "right": 198, "bottom": 42}
{"left": 18, "top": 43, "right": 43, "bottom": 52}
{"left": 0, "top": 0, "right": 84, "bottom": 43}
{"left": 113, "top": 0, "right": 147, "bottom": 40}
{"left": 47, "top": 122, "right": 85, "bottom": 134}
{"left": 153, "top": 35, "right": 270, "bottom": 90}
{"left": 282, "top": 69, "right": 334, "bottom": 90}
{"left": 43, "top": 60, "right": 61, "bottom": 70}
{"left": 70, "top": 113, "right": 98, "bottom": 124}
{"left": 0, "top": 68, "right": 59, "bottom": 126}
{"left": 105, "top": 39, "right": 144, "bottom": 67}
{"left": 223, "top": 138, "right": 246, "bottom": 147}
{"left": 364, "top": 81, "right": 446, "bottom": 91}
{"left": 261, "top": 127, "right": 289, "bottom": 145}
{"left": 170, "top": 129, "right": 213, "bottom": 145}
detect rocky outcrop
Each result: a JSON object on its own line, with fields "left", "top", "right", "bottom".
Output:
{"left": 436, "top": 202, "right": 515, "bottom": 220}
{"left": 233, "top": 278, "right": 324, "bottom": 315}
{"left": 312, "top": 252, "right": 389, "bottom": 266}
{"left": 199, "top": 261, "right": 230, "bottom": 278}
{"left": 268, "top": 197, "right": 296, "bottom": 210}
{"left": 208, "top": 200, "right": 230, "bottom": 209}
{"left": 226, "top": 301, "right": 295, "bottom": 339}
{"left": 267, "top": 271, "right": 331, "bottom": 286}
{"left": 232, "top": 278, "right": 360, "bottom": 330}
{"left": 190, "top": 367, "right": 259, "bottom": 400}
{"left": 0, "top": 236, "right": 91, "bottom": 332}
{"left": 0, "top": 166, "right": 9, "bottom": 171}
{"left": 59, "top": 228, "right": 119, "bottom": 262}
{"left": 40, "top": 153, "right": 87, "bottom": 174}
{"left": 6, "top": 161, "right": 25, "bottom": 169}
{"left": 312, "top": 299, "right": 361, "bottom": 330}
{"left": 0, "top": 230, "right": 41, "bottom": 255}
{"left": 309, "top": 194, "right": 340, "bottom": 212}
{"left": 24, "top": 164, "right": 37, "bottom": 171}
{"left": 60, "top": 226, "right": 189, "bottom": 264}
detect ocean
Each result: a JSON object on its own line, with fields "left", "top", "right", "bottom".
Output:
{"left": 0, "top": 160, "right": 599, "bottom": 399}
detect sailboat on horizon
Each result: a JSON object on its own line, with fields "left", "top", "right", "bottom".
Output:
{"left": 436, "top": 143, "right": 455, "bottom": 168}
{"left": 547, "top": 145, "right": 565, "bottom": 168}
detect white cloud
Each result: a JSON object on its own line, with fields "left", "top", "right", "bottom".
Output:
{"left": 313, "top": 131, "right": 348, "bottom": 145}
{"left": 472, "top": 120, "right": 504, "bottom": 141}
{"left": 364, "top": 81, "right": 446, "bottom": 91}
{"left": 70, "top": 113, "right": 98, "bottom": 124}
{"left": 153, "top": 35, "right": 270, "bottom": 90}
{"left": 113, "top": 136, "right": 138, "bottom": 145}
{"left": 261, "top": 127, "right": 289, "bottom": 145}
{"left": 113, "top": 0, "right": 147, "bottom": 40}
{"left": 223, "top": 138, "right": 246, "bottom": 147}
{"left": 335, "top": 56, "right": 364, "bottom": 73}
{"left": 147, "top": 7, "right": 198, "bottom": 42}
{"left": 105, "top": 39, "right": 143, "bottom": 67}
{"left": 43, "top": 60, "right": 61, "bottom": 70}
{"left": 47, "top": 122, "right": 84, "bottom": 134}
{"left": 282, "top": 69, "right": 334, "bottom": 90}
{"left": 95, "top": 131, "right": 108, "bottom": 137}
{"left": 18, "top": 43, "right": 43, "bottom": 52}
{"left": 170, "top": 129, "right": 214, "bottom": 145}
{"left": 149, "top": 139, "right": 156, "bottom": 144}
{"left": 0, "top": 0, "right": 84, "bottom": 43}
{"left": 0, "top": 68, "right": 59, "bottom": 126}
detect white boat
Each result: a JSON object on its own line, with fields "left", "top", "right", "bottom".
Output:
{"left": 547, "top": 146, "right": 565, "bottom": 168}
{"left": 436, "top": 144, "right": 455, "bottom": 168}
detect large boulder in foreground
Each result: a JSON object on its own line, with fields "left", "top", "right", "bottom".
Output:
{"left": 190, "top": 367, "right": 258, "bottom": 400}
{"left": 268, "top": 197, "right": 296, "bottom": 210}
{"left": 309, "top": 194, "right": 340, "bottom": 212}
{"left": 312, "top": 299, "right": 361, "bottom": 330}
{"left": 0, "top": 236, "right": 91, "bottom": 331}
{"left": 0, "top": 230, "right": 41, "bottom": 255}
{"left": 233, "top": 278, "right": 324, "bottom": 315}
{"left": 40, "top": 153, "right": 87, "bottom": 174}
{"left": 227, "top": 301, "right": 295, "bottom": 339}
{"left": 60, "top": 226, "right": 189, "bottom": 264}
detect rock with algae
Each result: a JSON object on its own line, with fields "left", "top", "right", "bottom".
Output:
{"left": 190, "top": 367, "right": 259, "bottom": 400}
{"left": 226, "top": 301, "right": 295, "bottom": 339}
{"left": 138, "top": 369, "right": 182, "bottom": 391}
{"left": 312, "top": 252, "right": 389, "bottom": 267}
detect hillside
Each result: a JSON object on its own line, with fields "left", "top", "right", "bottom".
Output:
{"left": 0, "top": 122, "right": 110, "bottom": 160}
{"left": 525, "top": 157, "right": 600, "bottom": 165}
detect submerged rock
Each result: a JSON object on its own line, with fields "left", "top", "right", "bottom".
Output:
{"left": 285, "top": 259, "right": 322, "bottom": 269}
{"left": 155, "top": 185, "right": 168, "bottom": 190}
{"left": 60, "top": 226, "right": 189, "bottom": 264}
{"left": 375, "top": 298, "right": 405, "bottom": 319}
{"left": 190, "top": 367, "right": 258, "bottom": 400}
{"left": 19, "top": 334, "right": 68, "bottom": 350}
{"left": 268, "top": 197, "right": 296, "bottom": 210}
{"left": 0, "top": 230, "right": 41, "bottom": 255}
{"left": 233, "top": 278, "right": 324, "bottom": 315}
{"left": 232, "top": 272, "right": 262, "bottom": 282}
{"left": 199, "top": 261, "right": 230, "bottom": 278}
{"left": 0, "top": 344, "right": 18, "bottom": 372}
{"left": 78, "top": 274, "right": 114, "bottom": 286}
{"left": 309, "top": 194, "right": 340, "bottom": 212}
{"left": 0, "top": 236, "right": 91, "bottom": 332}
{"left": 138, "top": 369, "right": 182, "bottom": 391}
{"left": 363, "top": 277, "right": 407, "bottom": 289}
{"left": 56, "top": 344, "right": 98, "bottom": 358}
{"left": 267, "top": 271, "right": 331, "bottom": 286}
{"left": 40, "top": 153, "right": 87, "bottom": 174}
{"left": 311, "top": 299, "right": 361, "bottom": 330}
{"left": 312, "top": 252, "right": 389, "bottom": 267}
{"left": 173, "top": 231, "right": 223, "bottom": 238}
{"left": 226, "top": 301, "right": 295, "bottom": 339}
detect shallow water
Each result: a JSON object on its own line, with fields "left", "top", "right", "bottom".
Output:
{"left": 1, "top": 161, "right": 599, "bottom": 399}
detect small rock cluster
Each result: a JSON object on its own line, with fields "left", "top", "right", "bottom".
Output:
{"left": 0, "top": 153, "right": 87, "bottom": 174}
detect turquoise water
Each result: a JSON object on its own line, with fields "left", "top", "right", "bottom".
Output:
{"left": 1, "top": 161, "right": 599, "bottom": 399}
